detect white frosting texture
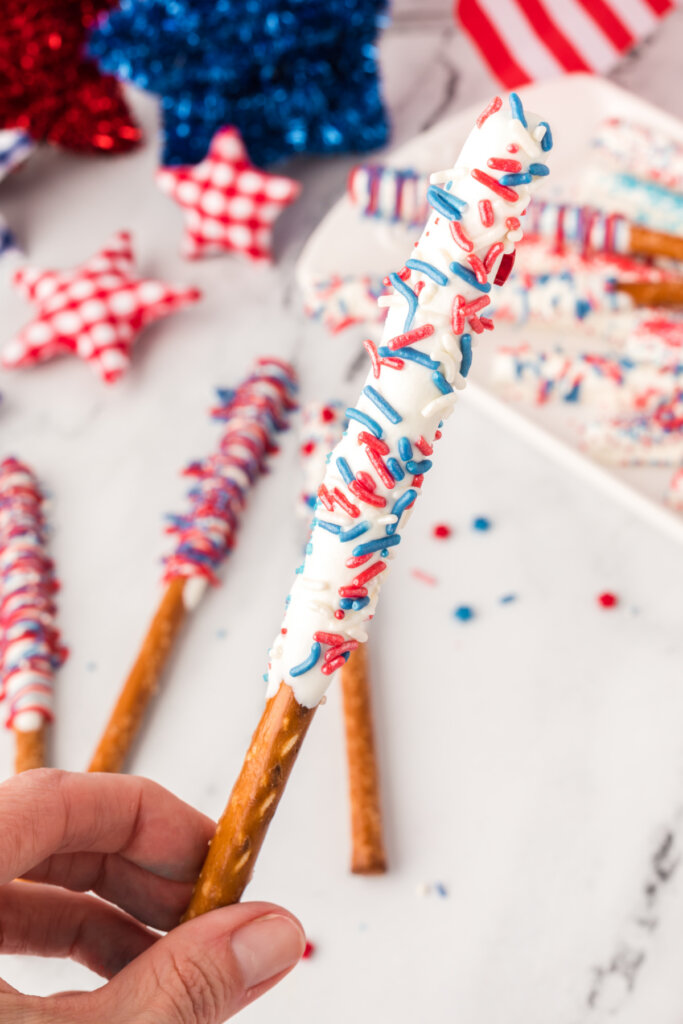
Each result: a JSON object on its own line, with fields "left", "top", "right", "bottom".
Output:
{"left": 268, "top": 94, "right": 552, "bottom": 708}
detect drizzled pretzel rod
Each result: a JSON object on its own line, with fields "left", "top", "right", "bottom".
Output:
{"left": 340, "top": 644, "right": 386, "bottom": 874}
{"left": 89, "top": 359, "right": 297, "bottom": 773}
{"left": 298, "top": 401, "right": 387, "bottom": 873}
{"left": 0, "top": 458, "right": 66, "bottom": 774}
{"left": 614, "top": 279, "right": 683, "bottom": 307}
{"left": 182, "top": 92, "right": 553, "bottom": 916}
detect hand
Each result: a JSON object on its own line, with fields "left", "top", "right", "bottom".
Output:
{"left": 0, "top": 769, "right": 305, "bottom": 1023}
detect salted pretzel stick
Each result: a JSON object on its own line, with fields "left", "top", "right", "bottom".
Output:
{"left": 183, "top": 92, "right": 553, "bottom": 916}
{"left": 298, "top": 401, "right": 387, "bottom": 873}
{"left": 0, "top": 458, "right": 66, "bottom": 774}
{"left": 614, "top": 279, "right": 683, "bottom": 307}
{"left": 340, "top": 644, "right": 386, "bottom": 874}
{"left": 89, "top": 359, "right": 297, "bottom": 773}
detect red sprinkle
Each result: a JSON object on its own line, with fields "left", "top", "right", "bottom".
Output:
{"left": 301, "top": 441, "right": 315, "bottom": 456}
{"left": 338, "top": 586, "right": 368, "bottom": 599}
{"left": 356, "top": 470, "right": 376, "bottom": 491}
{"left": 349, "top": 480, "right": 386, "bottom": 508}
{"left": 411, "top": 568, "right": 438, "bottom": 585}
{"left": 478, "top": 198, "right": 494, "bottom": 227}
{"left": 325, "top": 640, "right": 359, "bottom": 660}
{"left": 364, "top": 338, "right": 380, "bottom": 378}
{"left": 476, "top": 95, "right": 502, "bottom": 128}
{"left": 318, "top": 484, "right": 360, "bottom": 519}
{"left": 353, "top": 560, "right": 386, "bottom": 587}
{"left": 487, "top": 157, "right": 522, "bottom": 172}
{"left": 472, "top": 168, "right": 519, "bottom": 202}
{"left": 322, "top": 655, "right": 348, "bottom": 675}
{"left": 415, "top": 435, "right": 433, "bottom": 456}
{"left": 435, "top": 430, "right": 442, "bottom": 440}
{"left": 398, "top": 266, "right": 411, "bottom": 280}
{"left": 433, "top": 523, "right": 451, "bottom": 539}
{"left": 366, "top": 447, "right": 396, "bottom": 489}
{"left": 358, "top": 432, "right": 389, "bottom": 455}
{"left": 505, "top": 217, "right": 521, "bottom": 231}
{"left": 346, "top": 553, "right": 373, "bottom": 569}
{"left": 483, "top": 241, "right": 504, "bottom": 272}
{"left": 387, "top": 323, "right": 435, "bottom": 352}
{"left": 598, "top": 591, "right": 619, "bottom": 608}
{"left": 313, "top": 631, "right": 345, "bottom": 645}
{"left": 334, "top": 610, "right": 345, "bottom": 620}
{"left": 449, "top": 220, "right": 474, "bottom": 252}
{"left": 507, "top": 144, "right": 519, "bottom": 153}
{"left": 321, "top": 406, "right": 336, "bottom": 422}
{"left": 467, "top": 253, "right": 488, "bottom": 284}
{"left": 412, "top": 474, "right": 424, "bottom": 489}
{"left": 303, "top": 941, "right": 315, "bottom": 959}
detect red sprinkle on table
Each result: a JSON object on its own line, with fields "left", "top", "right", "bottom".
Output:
{"left": 597, "top": 592, "right": 619, "bottom": 608}
{"left": 433, "top": 523, "right": 451, "bottom": 539}
{"left": 303, "top": 942, "right": 315, "bottom": 959}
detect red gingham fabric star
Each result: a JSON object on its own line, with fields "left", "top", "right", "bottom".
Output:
{"left": 3, "top": 232, "right": 201, "bottom": 383}
{"left": 156, "top": 127, "right": 301, "bottom": 261}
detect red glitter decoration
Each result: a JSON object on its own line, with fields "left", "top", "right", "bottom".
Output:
{"left": 433, "top": 523, "right": 451, "bottom": 539}
{"left": 303, "top": 941, "right": 315, "bottom": 959}
{"left": 156, "top": 127, "right": 301, "bottom": 261}
{"left": 3, "top": 232, "right": 201, "bottom": 383}
{"left": 597, "top": 591, "right": 618, "bottom": 608}
{"left": 0, "top": 1, "right": 141, "bottom": 153}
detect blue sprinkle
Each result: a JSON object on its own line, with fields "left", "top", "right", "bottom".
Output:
{"left": 405, "top": 258, "right": 448, "bottom": 286}
{"left": 432, "top": 371, "right": 453, "bottom": 395}
{"left": 386, "top": 457, "right": 405, "bottom": 481}
{"left": 215, "top": 387, "right": 236, "bottom": 405}
{"left": 509, "top": 92, "right": 527, "bottom": 127}
{"left": 339, "top": 521, "right": 370, "bottom": 542}
{"left": 406, "top": 459, "right": 432, "bottom": 474}
{"left": 305, "top": 542, "right": 313, "bottom": 554}
{"left": 499, "top": 172, "right": 532, "bottom": 186}
{"left": 575, "top": 298, "right": 591, "bottom": 320}
{"left": 389, "top": 271, "right": 418, "bottom": 331}
{"left": 216, "top": 628, "right": 228, "bottom": 639}
{"left": 346, "top": 407, "right": 383, "bottom": 438}
{"left": 295, "top": 565, "right": 304, "bottom": 574}
{"left": 427, "top": 184, "right": 467, "bottom": 221}
{"left": 389, "top": 488, "right": 417, "bottom": 528}
{"left": 460, "top": 334, "right": 473, "bottom": 377}
{"left": 363, "top": 385, "right": 402, "bottom": 424}
{"left": 499, "top": 593, "right": 517, "bottom": 604}
{"left": 85, "top": 661, "right": 98, "bottom": 672}
{"left": 317, "top": 519, "right": 341, "bottom": 535}
{"left": 336, "top": 456, "right": 354, "bottom": 485}
{"left": 290, "top": 642, "right": 322, "bottom": 677}
{"left": 453, "top": 605, "right": 475, "bottom": 622}
{"left": 449, "top": 261, "right": 491, "bottom": 293}
{"left": 529, "top": 162, "right": 549, "bottom": 176}
{"left": 353, "top": 534, "right": 401, "bottom": 557}
{"left": 340, "top": 596, "right": 371, "bottom": 611}
{"left": 386, "top": 346, "right": 439, "bottom": 370}
{"left": 472, "top": 516, "right": 491, "bottom": 531}
{"left": 434, "top": 882, "right": 449, "bottom": 898}
{"left": 565, "top": 381, "right": 581, "bottom": 402}
{"left": 539, "top": 121, "right": 553, "bottom": 151}
{"left": 398, "top": 436, "right": 412, "bottom": 461}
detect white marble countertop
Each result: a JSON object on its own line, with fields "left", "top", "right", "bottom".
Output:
{"left": 2, "top": 11, "right": 683, "bottom": 1023}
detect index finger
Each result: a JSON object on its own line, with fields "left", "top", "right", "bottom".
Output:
{"left": 0, "top": 769, "right": 215, "bottom": 885}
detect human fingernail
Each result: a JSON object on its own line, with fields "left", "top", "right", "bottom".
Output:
{"left": 232, "top": 914, "right": 305, "bottom": 989}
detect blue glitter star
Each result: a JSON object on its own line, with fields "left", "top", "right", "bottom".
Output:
{"left": 88, "top": 0, "right": 390, "bottom": 167}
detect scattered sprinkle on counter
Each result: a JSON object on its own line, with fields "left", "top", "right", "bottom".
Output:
{"left": 472, "top": 516, "right": 492, "bottom": 531}
{"left": 303, "top": 941, "right": 316, "bottom": 959}
{"left": 432, "top": 523, "right": 452, "bottom": 539}
{"left": 499, "top": 593, "right": 517, "bottom": 604}
{"left": 412, "top": 568, "right": 438, "bottom": 585}
{"left": 598, "top": 591, "right": 619, "bottom": 608}
{"left": 453, "top": 605, "right": 475, "bottom": 622}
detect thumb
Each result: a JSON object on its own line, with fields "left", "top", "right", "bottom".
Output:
{"left": 98, "top": 902, "right": 305, "bottom": 1024}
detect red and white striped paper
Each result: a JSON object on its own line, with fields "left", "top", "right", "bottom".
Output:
{"left": 456, "top": 0, "right": 677, "bottom": 88}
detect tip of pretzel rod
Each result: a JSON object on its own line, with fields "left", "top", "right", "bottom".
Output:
{"left": 351, "top": 859, "right": 388, "bottom": 876}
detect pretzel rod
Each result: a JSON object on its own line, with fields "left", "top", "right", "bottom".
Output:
{"left": 14, "top": 727, "right": 46, "bottom": 774}
{"left": 298, "top": 401, "right": 386, "bottom": 872}
{"left": 88, "top": 359, "right": 298, "bottom": 774}
{"left": 340, "top": 644, "right": 386, "bottom": 874}
{"left": 0, "top": 458, "right": 66, "bottom": 773}
{"left": 615, "top": 279, "right": 683, "bottom": 307}
{"left": 629, "top": 224, "right": 683, "bottom": 262}
{"left": 88, "top": 578, "right": 187, "bottom": 772}
{"left": 182, "top": 93, "right": 553, "bottom": 916}
{"left": 183, "top": 682, "right": 315, "bottom": 918}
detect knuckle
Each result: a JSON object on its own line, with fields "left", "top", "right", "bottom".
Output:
{"left": 159, "top": 948, "right": 238, "bottom": 1024}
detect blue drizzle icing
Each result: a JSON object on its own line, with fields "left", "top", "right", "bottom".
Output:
{"left": 363, "top": 385, "right": 402, "bottom": 424}
{"left": 389, "top": 271, "right": 418, "bottom": 331}
{"left": 290, "top": 642, "right": 322, "bottom": 677}
{"left": 427, "top": 185, "right": 467, "bottom": 221}
{"left": 509, "top": 92, "right": 527, "bottom": 127}
{"left": 450, "top": 261, "right": 491, "bottom": 293}
{"left": 460, "top": 333, "right": 473, "bottom": 377}
{"left": 346, "top": 407, "right": 383, "bottom": 437}
{"left": 405, "top": 258, "right": 449, "bottom": 286}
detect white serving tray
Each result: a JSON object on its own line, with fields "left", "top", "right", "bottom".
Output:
{"left": 297, "top": 72, "right": 683, "bottom": 545}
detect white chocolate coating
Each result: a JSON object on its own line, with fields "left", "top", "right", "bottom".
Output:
{"left": 268, "top": 96, "right": 552, "bottom": 707}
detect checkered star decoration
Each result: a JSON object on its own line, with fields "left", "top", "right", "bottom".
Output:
{"left": 3, "top": 232, "right": 201, "bottom": 382}
{"left": 156, "top": 127, "right": 301, "bottom": 261}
